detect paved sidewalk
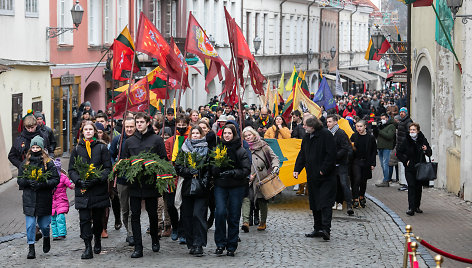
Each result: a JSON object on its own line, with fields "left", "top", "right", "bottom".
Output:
{"left": 0, "top": 189, "right": 421, "bottom": 267}
{"left": 368, "top": 165, "right": 472, "bottom": 268}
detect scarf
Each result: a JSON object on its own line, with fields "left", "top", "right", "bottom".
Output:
{"left": 181, "top": 138, "right": 209, "bottom": 157}
{"left": 221, "top": 138, "right": 241, "bottom": 165}
{"left": 83, "top": 137, "right": 96, "bottom": 158}
{"left": 248, "top": 136, "right": 266, "bottom": 151}
{"left": 329, "top": 124, "right": 339, "bottom": 136}
{"left": 260, "top": 116, "right": 269, "bottom": 126}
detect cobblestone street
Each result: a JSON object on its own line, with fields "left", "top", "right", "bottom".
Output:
{"left": 0, "top": 186, "right": 421, "bottom": 267}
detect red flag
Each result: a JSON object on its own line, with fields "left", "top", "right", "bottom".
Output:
{"left": 135, "top": 12, "right": 186, "bottom": 86}
{"left": 224, "top": 7, "right": 265, "bottom": 96}
{"left": 185, "top": 12, "right": 231, "bottom": 93}
{"left": 413, "top": 0, "right": 433, "bottom": 7}
{"left": 170, "top": 37, "right": 190, "bottom": 90}
{"left": 109, "top": 78, "right": 150, "bottom": 118}
{"left": 112, "top": 40, "right": 139, "bottom": 81}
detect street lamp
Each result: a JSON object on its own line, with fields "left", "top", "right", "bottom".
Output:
{"left": 330, "top": 46, "right": 337, "bottom": 60}
{"left": 209, "top": 34, "right": 216, "bottom": 47}
{"left": 47, "top": 0, "right": 84, "bottom": 39}
{"left": 253, "top": 36, "right": 262, "bottom": 54}
{"left": 446, "top": 0, "right": 472, "bottom": 23}
{"left": 371, "top": 25, "right": 384, "bottom": 50}
{"left": 308, "top": 48, "right": 315, "bottom": 63}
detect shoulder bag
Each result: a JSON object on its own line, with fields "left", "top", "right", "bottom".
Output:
{"left": 415, "top": 154, "right": 438, "bottom": 182}
{"left": 252, "top": 147, "right": 285, "bottom": 200}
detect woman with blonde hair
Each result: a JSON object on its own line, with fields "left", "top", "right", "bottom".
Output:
{"left": 241, "top": 127, "right": 279, "bottom": 232}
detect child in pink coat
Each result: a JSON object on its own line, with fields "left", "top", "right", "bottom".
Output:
{"left": 51, "top": 159, "right": 75, "bottom": 240}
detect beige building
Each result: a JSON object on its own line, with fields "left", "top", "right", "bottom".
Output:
{"left": 411, "top": 3, "right": 470, "bottom": 200}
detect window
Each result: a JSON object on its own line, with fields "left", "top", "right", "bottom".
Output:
{"left": 274, "top": 14, "right": 279, "bottom": 54}
{"left": 193, "top": 0, "right": 198, "bottom": 18}
{"left": 0, "top": 0, "right": 14, "bottom": 15}
{"left": 117, "top": 0, "right": 128, "bottom": 32}
{"left": 171, "top": 0, "right": 177, "bottom": 37}
{"left": 88, "top": 0, "right": 102, "bottom": 46}
{"left": 25, "top": 0, "right": 38, "bottom": 17}
{"left": 57, "top": 0, "right": 73, "bottom": 44}
{"left": 103, "top": 0, "right": 112, "bottom": 44}
{"left": 154, "top": 0, "right": 161, "bottom": 31}
{"left": 135, "top": 0, "right": 143, "bottom": 34}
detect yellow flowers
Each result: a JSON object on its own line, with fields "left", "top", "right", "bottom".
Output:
{"left": 19, "top": 165, "right": 52, "bottom": 183}
{"left": 85, "top": 164, "right": 96, "bottom": 179}
{"left": 187, "top": 154, "right": 197, "bottom": 169}
{"left": 31, "top": 169, "right": 36, "bottom": 178}
{"left": 214, "top": 145, "right": 227, "bottom": 160}
{"left": 30, "top": 169, "right": 43, "bottom": 181}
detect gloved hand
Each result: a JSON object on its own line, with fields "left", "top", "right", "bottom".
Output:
{"left": 272, "top": 167, "right": 280, "bottom": 175}
{"left": 29, "top": 180, "right": 39, "bottom": 190}
{"left": 220, "top": 170, "right": 235, "bottom": 178}
{"left": 81, "top": 179, "right": 94, "bottom": 189}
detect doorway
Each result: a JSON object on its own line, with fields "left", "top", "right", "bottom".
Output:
{"left": 12, "top": 93, "right": 23, "bottom": 143}
{"left": 51, "top": 77, "right": 81, "bottom": 156}
{"left": 416, "top": 66, "right": 432, "bottom": 141}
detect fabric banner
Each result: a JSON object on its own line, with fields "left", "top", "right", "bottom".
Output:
{"left": 435, "top": 0, "right": 454, "bottom": 52}
{"left": 265, "top": 138, "right": 307, "bottom": 187}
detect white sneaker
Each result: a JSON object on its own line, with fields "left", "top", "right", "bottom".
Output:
{"left": 332, "top": 203, "right": 337, "bottom": 210}
{"left": 293, "top": 184, "right": 299, "bottom": 191}
{"left": 337, "top": 203, "right": 343, "bottom": 211}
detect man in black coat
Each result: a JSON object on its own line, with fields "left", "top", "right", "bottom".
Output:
{"left": 34, "top": 112, "right": 56, "bottom": 156}
{"left": 326, "top": 114, "right": 354, "bottom": 215}
{"left": 396, "top": 107, "right": 413, "bottom": 190}
{"left": 294, "top": 117, "right": 337, "bottom": 240}
{"left": 121, "top": 112, "right": 167, "bottom": 258}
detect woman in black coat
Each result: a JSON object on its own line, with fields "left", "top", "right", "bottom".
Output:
{"left": 68, "top": 121, "right": 111, "bottom": 259}
{"left": 17, "top": 135, "right": 59, "bottom": 259}
{"left": 212, "top": 124, "right": 251, "bottom": 257}
{"left": 396, "top": 122, "right": 432, "bottom": 216}
{"left": 350, "top": 120, "right": 377, "bottom": 209}
{"left": 175, "top": 126, "right": 211, "bottom": 257}
{"left": 294, "top": 117, "right": 337, "bottom": 240}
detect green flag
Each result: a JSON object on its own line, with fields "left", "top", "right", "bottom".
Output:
{"left": 435, "top": 0, "right": 454, "bottom": 52}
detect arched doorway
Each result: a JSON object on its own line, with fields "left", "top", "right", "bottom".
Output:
{"left": 84, "top": 81, "right": 101, "bottom": 111}
{"left": 416, "top": 66, "right": 432, "bottom": 141}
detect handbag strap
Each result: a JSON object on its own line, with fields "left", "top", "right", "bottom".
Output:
{"left": 251, "top": 160, "right": 263, "bottom": 186}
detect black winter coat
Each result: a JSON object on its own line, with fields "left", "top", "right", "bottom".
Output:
{"left": 175, "top": 155, "right": 211, "bottom": 197}
{"left": 68, "top": 139, "right": 112, "bottom": 209}
{"left": 350, "top": 132, "right": 377, "bottom": 179}
{"left": 212, "top": 139, "right": 251, "bottom": 189}
{"left": 9, "top": 129, "right": 50, "bottom": 169}
{"left": 294, "top": 128, "right": 337, "bottom": 210}
{"left": 333, "top": 128, "right": 352, "bottom": 166}
{"left": 396, "top": 116, "right": 412, "bottom": 148}
{"left": 121, "top": 125, "right": 167, "bottom": 198}
{"left": 17, "top": 155, "right": 60, "bottom": 216}
{"left": 396, "top": 131, "right": 432, "bottom": 171}
{"left": 38, "top": 124, "right": 56, "bottom": 154}
{"left": 291, "top": 123, "right": 306, "bottom": 139}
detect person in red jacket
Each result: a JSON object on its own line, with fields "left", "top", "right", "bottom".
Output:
{"left": 343, "top": 102, "right": 357, "bottom": 118}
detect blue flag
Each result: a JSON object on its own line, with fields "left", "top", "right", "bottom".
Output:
{"left": 313, "top": 77, "right": 336, "bottom": 110}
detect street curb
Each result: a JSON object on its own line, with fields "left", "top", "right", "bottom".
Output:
{"left": 0, "top": 232, "right": 25, "bottom": 244}
{"left": 366, "top": 193, "right": 436, "bottom": 267}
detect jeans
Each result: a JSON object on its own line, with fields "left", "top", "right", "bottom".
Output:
{"left": 51, "top": 213, "right": 67, "bottom": 238}
{"left": 79, "top": 208, "right": 105, "bottom": 242}
{"left": 117, "top": 184, "right": 132, "bottom": 237}
{"left": 214, "top": 186, "right": 245, "bottom": 251}
{"left": 26, "top": 215, "right": 51, "bottom": 244}
{"left": 181, "top": 196, "right": 208, "bottom": 248}
{"left": 242, "top": 197, "right": 268, "bottom": 224}
{"left": 130, "top": 196, "right": 158, "bottom": 247}
{"left": 378, "top": 149, "right": 391, "bottom": 182}
{"left": 336, "top": 165, "right": 352, "bottom": 206}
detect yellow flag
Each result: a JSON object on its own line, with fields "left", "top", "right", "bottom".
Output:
{"left": 285, "top": 66, "right": 297, "bottom": 92}
{"left": 338, "top": 118, "right": 354, "bottom": 138}
{"left": 293, "top": 80, "right": 322, "bottom": 118}
{"left": 278, "top": 73, "right": 285, "bottom": 95}
{"left": 173, "top": 98, "right": 176, "bottom": 119}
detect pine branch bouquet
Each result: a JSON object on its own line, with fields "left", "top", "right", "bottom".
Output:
{"left": 210, "top": 144, "right": 233, "bottom": 168}
{"left": 18, "top": 165, "right": 52, "bottom": 183}
{"left": 110, "top": 152, "right": 176, "bottom": 194}
{"left": 73, "top": 156, "right": 103, "bottom": 194}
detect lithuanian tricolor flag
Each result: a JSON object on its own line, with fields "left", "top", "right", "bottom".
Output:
{"left": 116, "top": 26, "right": 141, "bottom": 68}
{"left": 365, "top": 36, "right": 391, "bottom": 61}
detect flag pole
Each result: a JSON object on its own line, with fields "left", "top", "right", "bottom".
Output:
{"left": 163, "top": 81, "right": 169, "bottom": 138}
{"left": 224, "top": 8, "right": 244, "bottom": 143}
{"left": 85, "top": 47, "right": 111, "bottom": 83}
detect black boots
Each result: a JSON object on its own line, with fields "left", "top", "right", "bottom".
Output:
{"left": 253, "top": 208, "right": 260, "bottom": 226}
{"left": 131, "top": 244, "right": 144, "bottom": 258}
{"left": 43, "top": 237, "right": 50, "bottom": 253}
{"left": 27, "top": 244, "right": 35, "bottom": 259}
{"left": 81, "top": 240, "right": 93, "bottom": 259}
{"left": 151, "top": 236, "right": 160, "bottom": 252}
{"left": 93, "top": 236, "right": 101, "bottom": 254}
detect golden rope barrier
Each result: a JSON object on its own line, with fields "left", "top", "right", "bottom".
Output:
{"left": 403, "top": 225, "right": 413, "bottom": 268}
{"left": 434, "top": 255, "right": 444, "bottom": 268}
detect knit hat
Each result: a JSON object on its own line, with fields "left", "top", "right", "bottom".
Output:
{"left": 399, "top": 107, "right": 408, "bottom": 115}
{"left": 33, "top": 111, "right": 43, "bottom": 119}
{"left": 30, "top": 135, "right": 44, "bottom": 149}
{"left": 84, "top": 101, "right": 91, "bottom": 107}
{"left": 95, "top": 122, "right": 105, "bottom": 131}
{"left": 54, "top": 158, "right": 61, "bottom": 171}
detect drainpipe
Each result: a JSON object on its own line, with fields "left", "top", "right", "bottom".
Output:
{"left": 241, "top": 0, "right": 244, "bottom": 27}
{"left": 350, "top": 5, "right": 358, "bottom": 66}
{"left": 279, "top": 0, "right": 288, "bottom": 76}
{"left": 337, "top": 5, "right": 345, "bottom": 70}
{"left": 307, "top": 1, "right": 317, "bottom": 70}
{"left": 318, "top": 8, "right": 323, "bottom": 75}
